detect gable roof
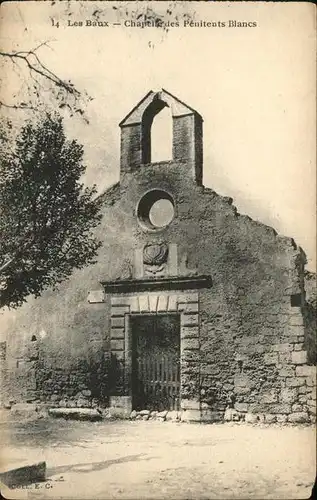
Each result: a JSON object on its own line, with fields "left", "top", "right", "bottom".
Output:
{"left": 119, "top": 88, "right": 202, "bottom": 127}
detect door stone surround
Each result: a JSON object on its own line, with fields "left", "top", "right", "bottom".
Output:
{"left": 109, "top": 291, "right": 200, "bottom": 418}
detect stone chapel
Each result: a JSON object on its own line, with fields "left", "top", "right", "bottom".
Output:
{"left": 1, "top": 89, "right": 316, "bottom": 423}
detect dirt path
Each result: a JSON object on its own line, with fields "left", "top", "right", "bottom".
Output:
{"left": 1, "top": 419, "right": 315, "bottom": 499}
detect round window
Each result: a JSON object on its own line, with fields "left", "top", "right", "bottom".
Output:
{"left": 137, "top": 189, "right": 175, "bottom": 231}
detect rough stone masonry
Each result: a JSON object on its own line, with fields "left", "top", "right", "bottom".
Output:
{"left": 1, "top": 89, "right": 316, "bottom": 424}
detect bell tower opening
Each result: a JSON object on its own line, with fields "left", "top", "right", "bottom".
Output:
{"left": 150, "top": 106, "right": 173, "bottom": 163}
{"left": 141, "top": 97, "right": 172, "bottom": 164}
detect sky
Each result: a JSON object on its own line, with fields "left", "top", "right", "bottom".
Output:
{"left": 0, "top": 0, "right": 316, "bottom": 272}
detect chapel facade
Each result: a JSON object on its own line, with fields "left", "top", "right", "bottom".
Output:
{"left": 1, "top": 90, "right": 316, "bottom": 423}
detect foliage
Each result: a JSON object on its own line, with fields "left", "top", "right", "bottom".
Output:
{"left": 0, "top": 113, "right": 102, "bottom": 309}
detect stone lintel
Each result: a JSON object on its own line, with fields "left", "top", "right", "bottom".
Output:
{"left": 101, "top": 275, "right": 212, "bottom": 294}
{"left": 139, "top": 295, "right": 149, "bottom": 313}
{"left": 157, "top": 295, "right": 168, "bottom": 312}
{"left": 129, "top": 296, "right": 139, "bottom": 313}
{"left": 167, "top": 295, "right": 178, "bottom": 312}
{"left": 149, "top": 295, "right": 159, "bottom": 312}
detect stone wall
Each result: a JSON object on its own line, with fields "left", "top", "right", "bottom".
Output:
{"left": 1, "top": 171, "right": 315, "bottom": 421}
{"left": 0, "top": 90, "right": 315, "bottom": 422}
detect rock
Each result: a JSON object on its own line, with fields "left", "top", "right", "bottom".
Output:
{"left": 142, "top": 414, "right": 149, "bottom": 421}
{"left": 48, "top": 408, "right": 102, "bottom": 421}
{"left": 181, "top": 400, "right": 200, "bottom": 410}
{"left": 276, "top": 414, "right": 288, "bottom": 423}
{"left": 203, "top": 410, "right": 221, "bottom": 423}
{"left": 139, "top": 409, "right": 150, "bottom": 416}
{"left": 270, "top": 403, "right": 291, "bottom": 414}
{"left": 135, "top": 414, "right": 142, "bottom": 420}
{"left": 165, "top": 411, "right": 180, "bottom": 421}
{"left": 245, "top": 413, "right": 259, "bottom": 424}
{"left": 10, "top": 404, "right": 39, "bottom": 421}
{"left": 291, "top": 351, "right": 307, "bottom": 365}
{"left": 130, "top": 410, "right": 137, "bottom": 419}
{"left": 157, "top": 417, "right": 166, "bottom": 422}
{"left": 224, "top": 408, "right": 233, "bottom": 421}
{"left": 264, "top": 353, "right": 278, "bottom": 365}
{"left": 296, "top": 365, "right": 316, "bottom": 380}
{"left": 76, "top": 398, "right": 90, "bottom": 408}
{"left": 59, "top": 399, "right": 68, "bottom": 408}
{"left": 224, "top": 408, "right": 240, "bottom": 422}
{"left": 81, "top": 389, "right": 92, "bottom": 397}
{"left": 280, "top": 388, "right": 297, "bottom": 404}
{"left": 288, "top": 412, "right": 310, "bottom": 423}
{"left": 232, "top": 413, "right": 240, "bottom": 422}
{"left": 200, "top": 402, "right": 210, "bottom": 409}
{"left": 180, "top": 410, "right": 201, "bottom": 422}
{"left": 102, "top": 408, "right": 111, "bottom": 419}
{"left": 150, "top": 411, "right": 157, "bottom": 417}
{"left": 265, "top": 414, "right": 277, "bottom": 423}
{"left": 3, "top": 403, "right": 11, "bottom": 410}
{"left": 157, "top": 410, "right": 168, "bottom": 418}
{"left": 107, "top": 406, "right": 130, "bottom": 419}
{"left": 234, "top": 403, "right": 248, "bottom": 413}
{"left": 286, "top": 377, "right": 305, "bottom": 388}
{"left": 279, "top": 366, "right": 295, "bottom": 377}
{"left": 292, "top": 404, "right": 304, "bottom": 412}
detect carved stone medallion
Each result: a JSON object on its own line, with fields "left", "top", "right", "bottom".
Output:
{"left": 143, "top": 242, "right": 168, "bottom": 276}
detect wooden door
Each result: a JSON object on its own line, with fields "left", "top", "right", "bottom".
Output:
{"left": 132, "top": 314, "right": 180, "bottom": 411}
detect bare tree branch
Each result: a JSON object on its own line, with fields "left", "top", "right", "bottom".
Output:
{"left": 0, "top": 49, "right": 79, "bottom": 95}
{"left": 0, "top": 99, "right": 35, "bottom": 111}
{"left": 0, "top": 41, "right": 92, "bottom": 118}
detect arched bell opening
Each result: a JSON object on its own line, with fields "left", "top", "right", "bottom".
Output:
{"left": 141, "top": 98, "right": 173, "bottom": 164}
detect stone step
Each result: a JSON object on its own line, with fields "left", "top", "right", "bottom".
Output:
{"left": 48, "top": 407, "right": 102, "bottom": 421}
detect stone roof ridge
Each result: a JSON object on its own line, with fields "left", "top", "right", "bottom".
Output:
{"left": 161, "top": 88, "right": 202, "bottom": 118}
{"left": 118, "top": 90, "right": 155, "bottom": 127}
{"left": 119, "top": 88, "right": 202, "bottom": 127}
{"left": 201, "top": 185, "right": 304, "bottom": 254}
{"left": 95, "top": 181, "right": 120, "bottom": 205}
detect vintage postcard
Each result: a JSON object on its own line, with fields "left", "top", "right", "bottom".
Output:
{"left": 0, "top": 1, "right": 316, "bottom": 499}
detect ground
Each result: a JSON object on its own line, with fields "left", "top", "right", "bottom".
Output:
{"left": 1, "top": 418, "right": 316, "bottom": 499}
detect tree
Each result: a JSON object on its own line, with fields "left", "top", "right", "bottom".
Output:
{"left": 0, "top": 42, "right": 91, "bottom": 121}
{"left": 0, "top": 113, "right": 103, "bottom": 309}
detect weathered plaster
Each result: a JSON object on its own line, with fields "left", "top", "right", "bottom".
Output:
{"left": 1, "top": 90, "right": 315, "bottom": 423}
